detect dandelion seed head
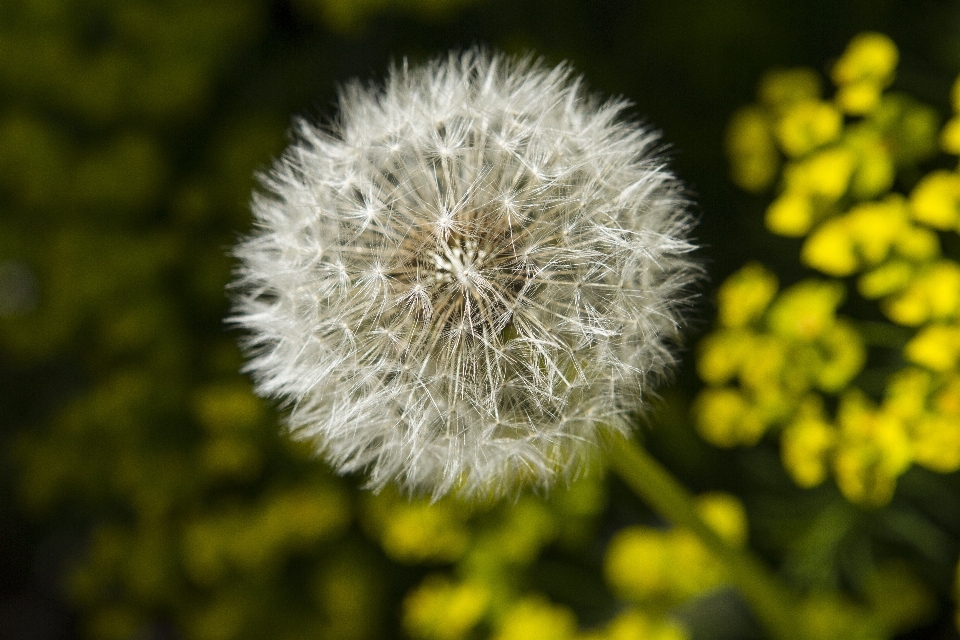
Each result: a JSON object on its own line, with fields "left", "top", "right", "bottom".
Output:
{"left": 231, "top": 50, "right": 699, "bottom": 498}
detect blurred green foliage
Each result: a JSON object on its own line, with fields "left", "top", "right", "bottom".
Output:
{"left": 3, "top": 1, "right": 960, "bottom": 640}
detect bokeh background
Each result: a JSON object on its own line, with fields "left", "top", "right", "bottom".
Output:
{"left": 3, "top": 1, "right": 960, "bottom": 639}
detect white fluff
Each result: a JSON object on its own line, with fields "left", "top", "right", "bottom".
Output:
{"left": 230, "top": 50, "right": 698, "bottom": 498}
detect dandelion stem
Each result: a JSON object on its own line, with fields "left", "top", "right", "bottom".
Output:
{"left": 606, "top": 433, "right": 802, "bottom": 640}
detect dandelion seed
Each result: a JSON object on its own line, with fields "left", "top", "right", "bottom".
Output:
{"left": 230, "top": 50, "right": 699, "bottom": 498}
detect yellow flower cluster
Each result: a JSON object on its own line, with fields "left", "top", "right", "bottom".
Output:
{"left": 23, "top": 375, "right": 373, "bottom": 640}
{"left": 604, "top": 493, "right": 747, "bottom": 604}
{"left": 405, "top": 585, "right": 688, "bottom": 640}
{"left": 706, "top": 32, "right": 960, "bottom": 506}
{"left": 694, "top": 263, "right": 865, "bottom": 448}
{"left": 404, "top": 576, "right": 491, "bottom": 640}
{"left": 390, "top": 476, "right": 701, "bottom": 640}
{"left": 393, "top": 475, "right": 614, "bottom": 640}
{"left": 831, "top": 32, "right": 899, "bottom": 115}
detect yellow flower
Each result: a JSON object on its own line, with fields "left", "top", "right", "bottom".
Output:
{"left": 716, "top": 262, "right": 779, "bottom": 328}
{"left": 726, "top": 106, "right": 780, "bottom": 192}
{"left": 846, "top": 196, "right": 909, "bottom": 265}
{"left": 380, "top": 503, "right": 470, "bottom": 564}
{"left": 766, "top": 192, "right": 815, "bottom": 237}
{"left": 883, "top": 367, "right": 932, "bottom": 421}
{"left": 602, "top": 610, "right": 689, "bottom": 640}
{"left": 847, "top": 127, "right": 896, "bottom": 199}
{"left": 933, "top": 374, "right": 960, "bottom": 415}
{"left": 693, "top": 388, "right": 767, "bottom": 447}
{"left": 782, "top": 397, "right": 836, "bottom": 488}
{"left": 759, "top": 67, "right": 823, "bottom": 110}
{"left": 803, "top": 196, "right": 914, "bottom": 277}
{"left": 767, "top": 279, "right": 845, "bottom": 341}
{"left": 940, "top": 116, "right": 960, "bottom": 155}
{"left": 815, "top": 321, "right": 867, "bottom": 392}
{"left": 858, "top": 260, "right": 914, "bottom": 299}
{"left": 670, "top": 530, "right": 719, "bottom": 596}
{"left": 874, "top": 94, "right": 940, "bottom": 165}
{"left": 836, "top": 83, "right": 883, "bottom": 116}
{"left": 802, "top": 218, "right": 857, "bottom": 276}
{"left": 696, "top": 329, "right": 749, "bottom": 385}
{"left": 831, "top": 32, "right": 899, "bottom": 114}
{"left": 892, "top": 225, "right": 940, "bottom": 262}
{"left": 362, "top": 490, "right": 471, "bottom": 564}
{"left": 738, "top": 334, "right": 788, "bottom": 393}
{"left": 403, "top": 576, "right": 489, "bottom": 640}
{"left": 493, "top": 598, "right": 577, "bottom": 640}
{"left": 696, "top": 493, "right": 748, "bottom": 547}
{"left": 904, "top": 324, "right": 960, "bottom": 372}
{"left": 910, "top": 170, "right": 960, "bottom": 230}
{"left": 883, "top": 261, "right": 960, "bottom": 326}
{"left": 604, "top": 497, "right": 741, "bottom": 606}
{"left": 604, "top": 528, "right": 673, "bottom": 602}
{"left": 785, "top": 147, "right": 857, "bottom": 200}
{"left": 833, "top": 391, "right": 912, "bottom": 506}
{"left": 775, "top": 100, "right": 843, "bottom": 157}
{"left": 910, "top": 414, "right": 960, "bottom": 473}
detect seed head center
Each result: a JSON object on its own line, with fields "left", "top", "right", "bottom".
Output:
{"left": 429, "top": 236, "right": 488, "bottom": 287}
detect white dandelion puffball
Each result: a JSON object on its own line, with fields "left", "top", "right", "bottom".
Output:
{"left": 231, "top": 50, "right": 698, "bottom": 498}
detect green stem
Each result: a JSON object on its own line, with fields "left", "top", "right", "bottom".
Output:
{"left": 606, "top": 433, "right": 803, "bottom": 640}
